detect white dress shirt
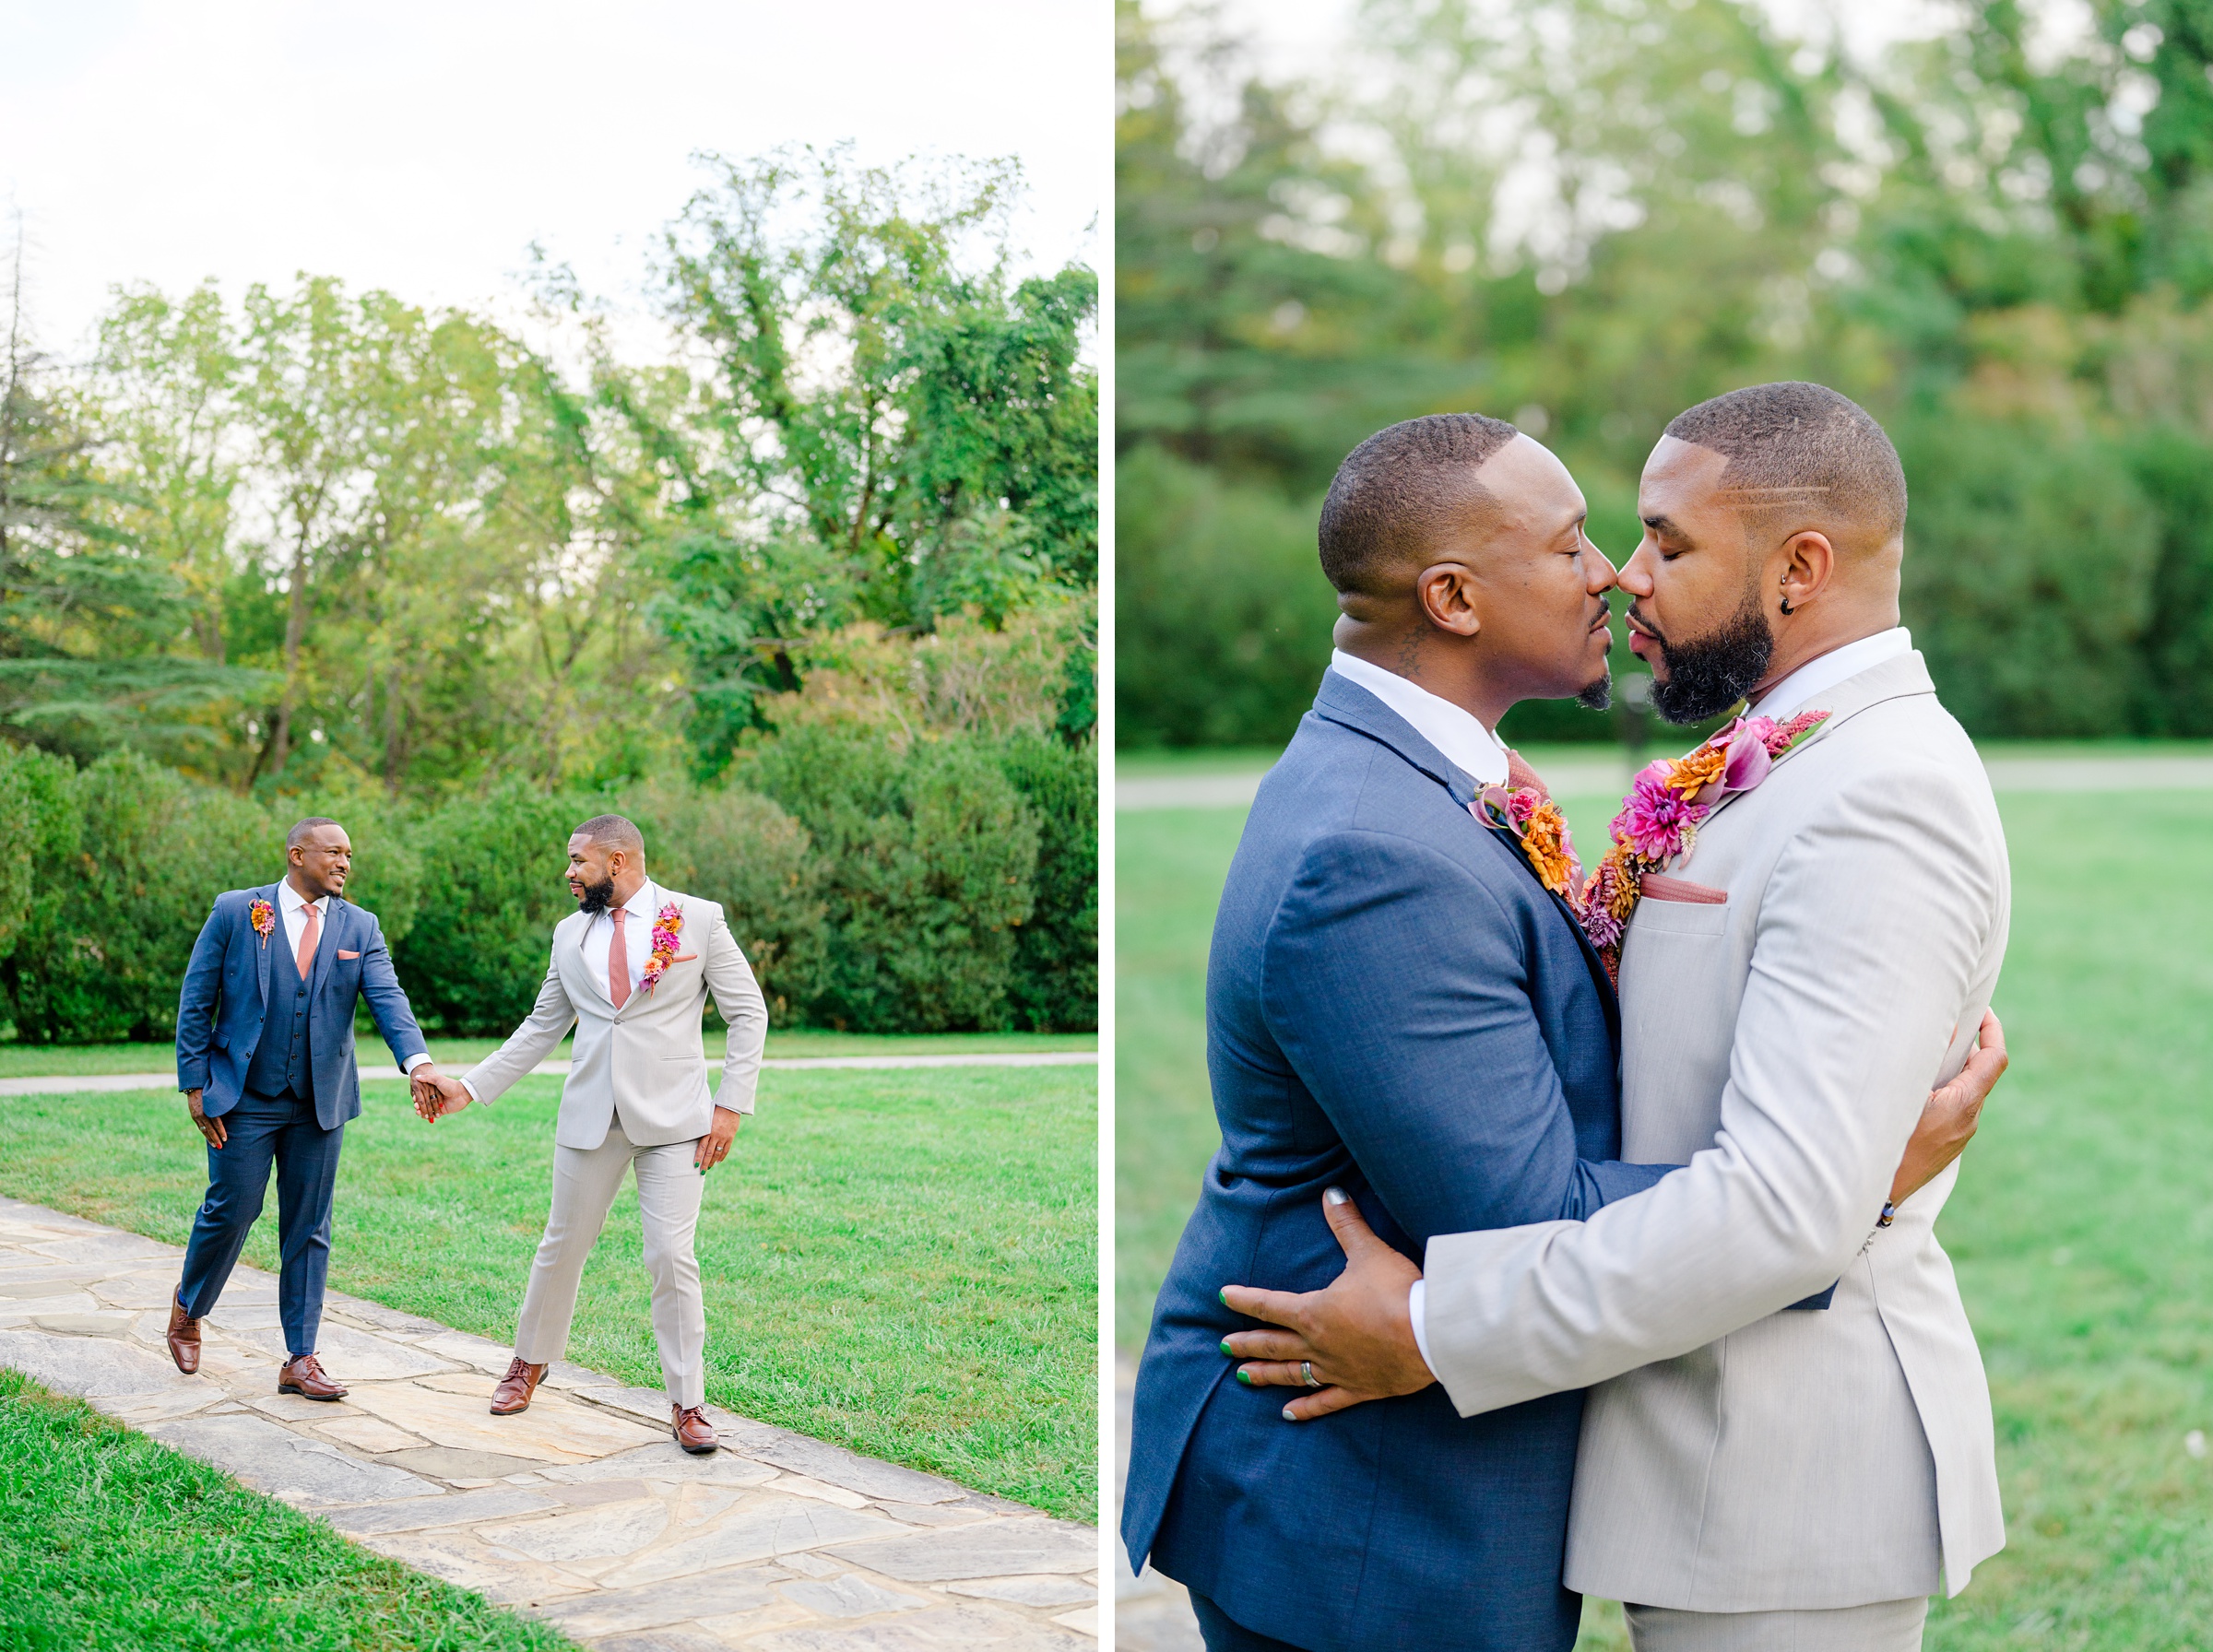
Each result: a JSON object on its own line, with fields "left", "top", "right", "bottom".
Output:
{"left": 459, "top": 880, "right": 657, "bottom": 1103}
{"left": 1405, "top": 627, "right": 1919, "bottom": 1374}
{"left": 278, "top": 877, "right": 430, "bottom": 1076}
{"left": 1329, "top": 650, "right": 1510, "bottom": 787}
{"left": 581, "top": 880, "right": 660, "bottom": 998}
{"left": 1748, "top": 626, "right": 1911, "bottom": 722}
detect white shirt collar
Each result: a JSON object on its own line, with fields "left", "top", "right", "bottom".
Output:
{"left": 1329, "top": 650, "right": 1509, "bottom": 787}
{"left": 279, "top": 879, "right": 326, "bottom": 914}
{"left": 593, "top": 880, "right": 657, "bottom": 924}
{"left": 1747, "top": 627, "right": 1912, "bottom": 723}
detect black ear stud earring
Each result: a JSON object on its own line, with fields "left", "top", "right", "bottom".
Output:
{"left": 1780, "top": 589, "right": 1795, "bottom": 616}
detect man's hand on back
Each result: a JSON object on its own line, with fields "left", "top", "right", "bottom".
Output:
{"left": 185, "top": 1089, "right": 225, "bottom": 1150}
{"left": 1219, "top": 1187, "right": 1433, "bottom": 1421}
{"left": 1891, "top": 1009, "right": 2007, "bottom": 1206}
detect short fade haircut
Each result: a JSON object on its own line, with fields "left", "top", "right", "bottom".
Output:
{"left": 287, "top": 817, "right": 340, "bottom": 851}
{"left": 1664, "top": 382, "right": 1907, "bottom": 544}
{"left": 1318, "top": 412, "right": 1521, "bottom": 595}
{"left": 573, "top": 813, "right": 645, "bottom": 861}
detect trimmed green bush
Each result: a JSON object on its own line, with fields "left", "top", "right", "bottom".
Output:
{"left": 999, "top": 734, "right": 1098, "bottom": 1032}
{"left": 392, "top": 782, "right": 588, "bottom": 1035}
{"left": 741, "top": 727, "right": 1042, "bottom": 1032}
{"left": 1, "top": 752, "right": 275, "bottom": 1043}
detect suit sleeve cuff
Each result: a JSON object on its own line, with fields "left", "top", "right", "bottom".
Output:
{"left": 1408, "top": 1278, "right": 1436, "bottom": 1377}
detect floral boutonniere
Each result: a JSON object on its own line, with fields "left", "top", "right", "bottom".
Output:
{"left": 639, "top": 903, "right": 683, "bottom": 997}
{"left": 248, "top": 899, "right": 276, "bottom": 948}
{"left": 1578, "top": 708, "right": 1829, "bottom": 977}
{"left": 1474, "top": 784, "right": 1583, "bottom": 903}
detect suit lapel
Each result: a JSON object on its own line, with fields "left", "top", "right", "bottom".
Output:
{"left": 567, "top": 912, "right": 616, "bottom": 1010}
{"left": 254, "top": 883, "right": 279, "bottom": 1006}
{"left": 1480, "top": 820, "right": 1622, "bottom": 1032}
{"left": 1314, "top": 675, "right": 1622, "bottom": 1026}
{"left": 1693, "top": 652, "right": 1938, "bottom": 833}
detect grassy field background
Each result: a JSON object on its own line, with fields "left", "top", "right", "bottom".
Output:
{"left": 1118, "top": 772, "right": 2213, "bottom": 1649}
{"left": 0, "top": 1368, "right": 574, "bottom": 1652}
{"left": 0, "top": 1062, "right": 1097, "bottom": 1522}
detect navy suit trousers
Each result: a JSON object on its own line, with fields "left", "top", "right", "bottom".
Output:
{"left": 176, "top": 1087, "right": 345, "bottom": 1355}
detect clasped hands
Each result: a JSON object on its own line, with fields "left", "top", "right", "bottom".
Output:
{"left": 1218, "top": 1009, "right": 2011, "bottom": 1424}
{"left": 411, "top": 1066, "right": 471, "bottom": 1122}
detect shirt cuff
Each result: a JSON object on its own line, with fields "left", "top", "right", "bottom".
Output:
{"left": 1408, "top": 1279, "right": 1437, "bottom": 1378}
{"left": 460, "top": 1077, "right": 480, "bottom": 1102}
{"left": 401, "top": 1053, "right": 432, "bottom": 1075}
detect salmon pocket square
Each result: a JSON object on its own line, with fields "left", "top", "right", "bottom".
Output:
{"left": 336, "top": 949, "right": 361, "bottom": 959}
{"left": 669, "top": 952, "right": 699, "bottom": 962}
{"left": 1639, "top": 873, "right": 1728, "bottom": 905}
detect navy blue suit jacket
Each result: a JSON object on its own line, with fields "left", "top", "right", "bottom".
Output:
{"left": 1122, "top": 673, "right": 1673, "bottom": 1652}
{"left": 174, "top": 884, "right": 429, "bottom": 1132}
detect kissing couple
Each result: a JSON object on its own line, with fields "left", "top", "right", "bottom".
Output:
{"left": 169, "top": 811, "right": 768, "bottom": 1457}
{"left": 1125, "top": 383, "right": 2014, "bottom": 1651}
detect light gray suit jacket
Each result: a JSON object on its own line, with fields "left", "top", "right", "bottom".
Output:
{"left": 465, "top": 881, "right": 771, "bottom": 1150}
{"left": 1422, "top": 650, "right": 2009, "bottom": 1610}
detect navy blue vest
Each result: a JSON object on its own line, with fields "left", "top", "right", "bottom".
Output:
{"left": 245, "top": 913, "right": 314, "bottom": 1101}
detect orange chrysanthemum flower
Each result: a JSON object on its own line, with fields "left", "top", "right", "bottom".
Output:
{"left": 1666, "top": 743, "right": 1727, "bottom": 798}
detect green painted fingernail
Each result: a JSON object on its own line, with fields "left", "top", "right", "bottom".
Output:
{"left": 1236, "top": 1369, "right": 1252, "bottom": 1385}
{"left": 1218, "top": 1339, "right": 1232, "bottom": 1357}
{"left": 1218, "top": 1288, "right": 1229, "bottom": 1306}
{"left": 1283, "top": 1406, "right": 1297, "bottom": 1422}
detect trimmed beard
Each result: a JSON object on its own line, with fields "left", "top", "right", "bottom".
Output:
{"left": 1576, "top": 666, "right": 1613, "bottom": 713}
{"left": 575, "top": 875, "right": 617, "bottom": 915}
{"left": 1649, "top": 590, "right": 1774, "bottom": 725}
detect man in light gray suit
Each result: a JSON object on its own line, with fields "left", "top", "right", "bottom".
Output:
{"left": 1223, "top": 384, "right": 2009, "bottom": 1649}
{"left": 419, "top": 813, "right": 769, "bottom": 1455}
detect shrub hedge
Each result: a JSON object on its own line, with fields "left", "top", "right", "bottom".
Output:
{"left": 0, "top": 733, "right": 1097, "bottom": 1044}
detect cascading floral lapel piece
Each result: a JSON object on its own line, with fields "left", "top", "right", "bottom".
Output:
{"left": 638, "top": 903, "right": 684, "bottom": 997}
{"left": 1578, "top": 709, "right": 1828, "bottom": 979}
{"left": 249, "top": 899, "right": 276, "bottom": 948}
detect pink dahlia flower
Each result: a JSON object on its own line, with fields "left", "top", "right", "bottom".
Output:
{"left": 1617, "top": 765, "right": 1708, "bottom": 860}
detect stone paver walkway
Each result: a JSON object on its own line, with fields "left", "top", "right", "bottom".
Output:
{"left": 0, "top": 1051, "right": 1098, "bottom": 1099}
{"left": 0, "top": 1195, "right": 1097, "bottom": 1649}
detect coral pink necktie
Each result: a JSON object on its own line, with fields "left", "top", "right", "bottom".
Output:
{"left": 295, "top": 901, "right": 320, "bottom": 980}
{"left": 608, "top": 908, "right": 630, "bottom": 1009}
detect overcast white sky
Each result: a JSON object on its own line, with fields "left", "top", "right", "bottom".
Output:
{"left": 1, "top": 0, "right": 1106, "bottom": 358}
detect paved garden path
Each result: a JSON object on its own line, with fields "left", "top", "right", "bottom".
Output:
{"left": 0, "top": 1050, "right": 1098, "bottom": 1098}
{"left": 0, "top": 1194, "right": 1098, "bottom": 1650}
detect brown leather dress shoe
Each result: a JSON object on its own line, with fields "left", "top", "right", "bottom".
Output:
{"left": 165, "top": 1295, "right": 202, "bottom": 1375}
{"left": 671, "top": 1402, "right": 718, "bottom": 1455}
{"left": 277, "top": 1353, "right": 348, "bottom": 1401}
{"left": 491, "top": 1356, "right": 548, "bottom": 1415}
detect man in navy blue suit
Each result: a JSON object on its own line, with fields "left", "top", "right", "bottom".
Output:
{"left": 1120, "top": 414, "right": 1989, "bottom": 1652}
{"left": 168, "top": 817, "right": 453, "bottom": 1399}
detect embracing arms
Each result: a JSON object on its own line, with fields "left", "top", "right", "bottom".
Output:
{"left": 1229, "top": 769, "right": 2009, "bottom": 1418}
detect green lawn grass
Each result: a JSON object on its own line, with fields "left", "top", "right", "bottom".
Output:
{"left": 0, "top": 1028, "right": 1096, "bottom": 1079}
{"left": 0, "top": 1367, "right": 574, "bottom": 1652}
{"left": 1117, "top": 787, "right": 2213, "bottom": 1649}
{"left": 0, "top": 1064, "right": 1097, "bottom": 1522}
